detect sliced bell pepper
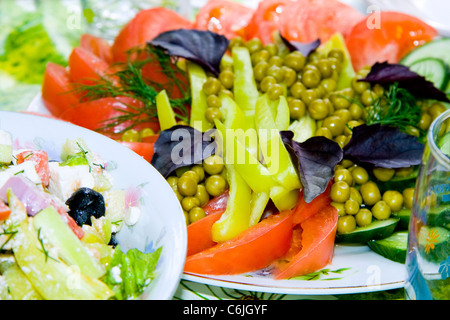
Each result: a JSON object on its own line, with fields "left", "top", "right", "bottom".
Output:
{"left": 187, "top": 62, "right": 214, "bottom": 132}
{"left": 272, "top": 205, "right": 338, "bottom": 280}
{"left": 255, "top": 94, "right": 302, "bottom": 191}
{"left": 270, "top": 186, "right": 300, "bottom": 211}
{"left": 156, "top": 89, "right": 177, "bottom": 130}
{"left": 211, "top": 163, "right": 252, "bottom": 243}
{"left": 219, "top": 92, "right": 246, "bottom": 130}
{"left": 317, "top": 32, "right": 355, "bottom": 90}
{"left": 269, "top": 95, "right": 290, "bottom": 131}
{"left": 249, "top": 191, "right": 270, "bottom": 226}
{"left": 184, "top": 209, "right": 294, "bottom": 275}
{"left": 215, "top": 120, "right": 279, "bottom": 194}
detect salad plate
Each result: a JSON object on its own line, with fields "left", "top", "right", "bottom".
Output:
{"left": 28, "top": 95, "right": 406, "bottom": 296}
{"left": 0, "top": 110, "right": 187, "bottom": 300}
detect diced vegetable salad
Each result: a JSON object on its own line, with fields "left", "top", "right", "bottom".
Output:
{"left": 0, "top": 131, "right": 161, "bottom": 300}
{"left": 39, "top": 0, "right": 450, "bottom": 280}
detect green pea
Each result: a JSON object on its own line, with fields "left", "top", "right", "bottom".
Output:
{"left": 371, "top": 200, "right": 391, "bottom": 220}
{"left": 382, "top": 190, "right": 403, "bottom": 212}
{"left": 327, "top": 49, "right": 344, "bottom": 63}
{"left": 181, "top": 196, "right": 200, "bottom": 212}
{"left": 268, "top": 55, "right": 284, "bottom": 67}
{"left": 345, "top": 199, "right": 360, "bottom": 215}
{"left": 121, "top": 129, "right": 140, "bottom": 142}
{"left": 308, "top": 99, "right": 329, "bottom": 120}
{"left": 355, "top": 208, "right": 372, "bottom": 227}
{"left": 219, "top": 69, "right": 234, "bottom": 89}
{"left": 267, "top": 83, "right": 284, "bottom": 100}
{"left": 266, "top": 65, "right": 285, "bottom": 82}
{"left": 253, "top": 61, "right": 269, "bottom": 82}
{"left": 302, "top": 68, "right": 321, "bottom": 88}
{"left": 284, "top": 51, "right": 306, "bottom": 72}
{"left": 205, "top": 174, "right": 227, "bottom": 197}
{"left": 360, "top": 181, "right": 381, "bottom": 206}
{"left": 178, "top": 175, "right": 198, "bottom": 197}
{"left": 337, "top": 215, "right": 356, "bottom": 234}
{"left": 288, "top": 98, "right": 306, "bottom": 120}
{"left": 203, "top": 155, "right": 224, "bottom": 175}
{"left": 203, "top": 77, "right": 221, "bottom": 96}
{"left": 189, "top": 207, "right": 206, "bottom": 223}
{"left": 205, "top": 107, "right": 223, "bottom": 123}
{"left": 289, "top": 81, "right": 306, "bottom": 99}
{"left": 246, "top": 38, "right": 263, "bottom": 53}
{"left": 206, "top": 94, "right": 222, "bottom": 108}
{"left": 260, "top": 76, "right": 277, "bottom": 93}
{"left": 330, "top": 181, "right": 351, "bottom": 203}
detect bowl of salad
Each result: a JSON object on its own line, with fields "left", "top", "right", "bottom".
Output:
{"left": 0, "top": 111, "right": 187, "bottom": 300}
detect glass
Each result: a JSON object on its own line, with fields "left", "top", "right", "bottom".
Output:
{"left": 80, "top": 0, "right": 192, "bottom": 40}
{"left": 405, "top": 108, "right": 450, "bottom": 300}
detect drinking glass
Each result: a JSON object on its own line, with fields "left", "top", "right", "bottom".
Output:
{"left": 405, "top": 108, "right": 450, "bottom": 300}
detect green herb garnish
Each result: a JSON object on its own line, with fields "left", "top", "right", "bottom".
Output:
{"left": 72, "top": 45, "right": 191, "bottom": 133}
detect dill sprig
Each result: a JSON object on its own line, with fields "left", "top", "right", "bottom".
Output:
{"left": 365, "top": 82, "right": 422, "bottom": 134}
{"left": 71, "top": 45, "right": 191, "bottom": 133}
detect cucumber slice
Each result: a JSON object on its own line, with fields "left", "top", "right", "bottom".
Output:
{"left": 376, "top": 167, "right": 418, "bottom": 194}
{"left": 368, "top": 231, "right": 408, "bottom": 263}
{"left": 409, "top": 57, "right": 448, "bottom": 90}
{"left": 335, "top": 217, "right": 399, "bottom": 244}
{"left": 418, "top": 226, "right": 450, "bottom": 262}
{"left": 401, "top": 38, "right": 450, "bottom": 68}
{"left": 393, "top": 206, "right": 450, "bottom": 231}
{"left": 393, "top": 208, "right": 411, "bottom": 231}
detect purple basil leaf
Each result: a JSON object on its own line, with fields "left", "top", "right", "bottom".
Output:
{"left": 359, "top": 61, "right": 450, "bottom": 102}
{"left": 151, "top": 125, "right": 216, "bottom": 178}
{"left": 281, "top": 131, "right": 343, "bottom": 203}
{"left": 280, "top": 33, "right": 321, "bottom": 57}
{"left": 343, "top": 124, "right": 424, "bottom": 169}
{"left": 148, "top": 29, "right": 229, "bottom": 76}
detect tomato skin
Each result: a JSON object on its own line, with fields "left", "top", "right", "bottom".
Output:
{"left": 41, "top": 62, "right": 79, "bottom": 116}
{"left": 244, "top": 0, "right": 294, "bottom": 45}
{"left": 16, "top": 150, "right": 50, "bottom": 187}
{"left": 68, "top": 47, "right": 112, "bottom": 86}
{"left": 346, "top": 11, "right": 438, "bottom": 71}
{"left": 194, "top": 0, "right": 254, "bottom": 39}
{"left": 80, "top": 33, "right": 114, "bottom": 64}
{"left": 118, "top": 141, "right": 154, "bottom": 162}
{"left": 278, "top": 0, "right": 364, "bottom": 43}
{"left": 292, "top": 183, "right": 331, "bottom": 225}
{"left": 111, "top": 7, "right": 193, "bottom": 62}
{"left": 272, "top": 205, "right": 338, "bottom": 280}
{"left": 184, "top": 210, "right": 294, "bottom": 275}
{"left": 186, "top": 191, "right": 229, "bottom": 256}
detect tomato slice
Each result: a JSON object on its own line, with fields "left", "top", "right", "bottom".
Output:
{"left": 194, "top": 0, "right": 254, "bottom": 39}
{"left": 292, "top": 183, "right": 331, "bottom": 225}
{"left": 244, "top": 0, "right": 293, "bottom": 45}
{"left": 278, "top": 0, "right": 364, "bottom": 43}
{"left": 272, "top": 205, "right": 338, "bottom": 280}
{"left": 118, "top": 141, "right": 154, "bottom": 162}
{"left": 16, "top": 150, "right": 50, "bottom": 187}
{"left": 41, "top": 62, "right": 79, "bottom": 116}
{"left": 0, "top": 200, "right": 11, "bottom": 221}
{"left": 186, "top": 191, "right": 229, "bottom": 256}
{"left": 184, "top": 210, "right": 294, "bottom": 275}
{"left": 80, "top": 33, "right": 114, "bottom": 64}
{"left": 111, "top": 7, "right": 193, "bottom": 62}
{"left": 68, "top": 47, "right": 112, "bottom": 86}
{"left": 59, "top": 96, "right": 158, "bottom": 137}
{"left": 346, "top": 11, "right": 438, "bottom": 71}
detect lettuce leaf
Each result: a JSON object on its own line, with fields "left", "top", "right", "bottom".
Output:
{"left": 103, "top": 245, "right": 162, "bottom": 300}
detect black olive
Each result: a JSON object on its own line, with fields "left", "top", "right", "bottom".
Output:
{"left": 65, "top": 187, "right": 105, "bottom": 226}
{"left": 108, "top": 234, "right": 118, "bottom": 248}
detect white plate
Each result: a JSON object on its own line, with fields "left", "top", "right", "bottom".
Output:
{"left": 366, "top": 0, "right": 450, "bottom": 36}
{"left": 0, "top": 110, "right": 187, "bottom": 300}
{"left": 183, "top": 245, "right": 406, "bottom": 295}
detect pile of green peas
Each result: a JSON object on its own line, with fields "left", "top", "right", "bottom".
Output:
{"left": 166, "top": 154, "right": 228, "bottom": 225}
{"left": 331, "top": 158, "right": 416, "bottom": 234}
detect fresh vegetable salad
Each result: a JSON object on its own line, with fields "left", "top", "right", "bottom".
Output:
{"left": 0, "top": 131, "right": 161, "bottom": 300}
{"left": 39, "top": 0, "right": 449, "bottom": 280}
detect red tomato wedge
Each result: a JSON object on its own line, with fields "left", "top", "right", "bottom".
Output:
{"left": 292, "top": 183, "right": 331, "bottom": 225}
{"left": 0, "top": 200, "right": 11, "bottom": 221}
{"left": 80, "top": 33, "right": 114, "bottom": 64}
{"left": 194, "top": 0, "right": 254, "bottom": 39}
{"left": 346, "top": 11, "right": 438, "bottom": 71}
{"left": 184, "top": 210, "right": 294, "bottom": 275}
{"left": 186, "top": 191, "right": 229, "bottom": 256}
{"left": 111, "top": 7, "right": 193, "bottom": 62}
{"left": 41, "top": 62, "right": 79, "bottom": 116}
{"left": 272, "top": 205, "right": 338, "bottom": 280}
{"left": 59, "top": 96, "right": 158, "bottom": 136}
{"left": 68, "top": 47, "right": 113, "bottom": 86}
{"left": 16, "top": 150, "right": 50, "bottom": 187}
{"left": 187, "top": 210, "right": 224, "bottom": 257}
{"left": 244, "top": 0, "right": 294, "bottom": 45}
{"left": 119, "top": 141, "right": 155, "bottom": 163}
{"left": 278, "top": 0, "right": 364, "bottom": 43}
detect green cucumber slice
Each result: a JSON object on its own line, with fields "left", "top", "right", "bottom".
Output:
{"left": 368, "top": 231, "right": 408, "bottom": 263}
{"left": 409, "top": 57, "right": 448, "bottom": 90}
{"left": 401, "top": 38, "right": 450, "bottom": 68}
{"left": 376, "top": 167, "right": 418, "bottom": 194}
{"left": 393, "top": 208, "right": 411, "bottom": 231}
{"left": 335, "top": 217, "right": 399, "bottom": 244}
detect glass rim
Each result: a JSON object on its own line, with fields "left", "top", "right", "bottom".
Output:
{"left": 428, "top": 108, "right": 450, "bottom": 170}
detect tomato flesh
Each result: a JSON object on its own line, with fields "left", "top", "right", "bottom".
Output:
{"left": 80, "top": 33, "right": 114, "bottom": 64}
{"left": 41, "top": 62, "right": 79, "bottom": 116}
{"left": 346, "top": 11, "right": 438, "bottom": 71}
{"left": 184, "top": 210, "right": 294, "bottom": 275}
{"left": 273, "top": 205, "right": 338, "bottom": 279}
